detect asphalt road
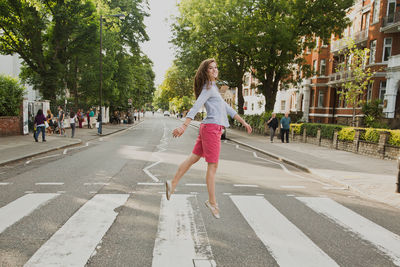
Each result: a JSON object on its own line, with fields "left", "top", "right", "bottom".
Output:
{"left": 1, "top": 113, "right": 400, "bottom": 267}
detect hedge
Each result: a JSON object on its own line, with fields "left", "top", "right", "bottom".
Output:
{"left": 0, "top": 75, "right": 25, "bottom": 116}
{"left": 388, "top": 130, "right": 400, "bottom": 147}
{"left": 290, "top": 123, "right": 302, "bottom": 135}
{"left": 338, "top": 127, "right": 355, "bottom": 141}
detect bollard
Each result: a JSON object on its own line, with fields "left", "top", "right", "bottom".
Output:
{"left": 397, "top": 157, "right": 400, "bottom": 193}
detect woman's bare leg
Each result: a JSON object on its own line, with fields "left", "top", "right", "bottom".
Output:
{"left": 171, "top": 153, "right": 201, "bottom": 192}
{"left": 206, "top": 162, "right": 218, "bottom": 205}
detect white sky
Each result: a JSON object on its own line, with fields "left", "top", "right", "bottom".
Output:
{"left": 141, "top": 0, "right": 179, "bottom": 87}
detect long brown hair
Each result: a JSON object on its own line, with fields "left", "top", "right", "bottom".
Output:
{"left": 194, "top": 58, "right": 216, "bottom": 99}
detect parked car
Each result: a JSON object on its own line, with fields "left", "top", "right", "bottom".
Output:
{"left": 163, "top": 111, "right": 170, "bottom": 116}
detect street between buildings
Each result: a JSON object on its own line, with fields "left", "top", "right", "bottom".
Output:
{"left": 1, "top": 114, "right": 400, "bottom": 267}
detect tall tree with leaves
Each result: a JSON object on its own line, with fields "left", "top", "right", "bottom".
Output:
{"left": 336, "top": 39, "right": 375, "bottom": 126}
{"left": 171, "top": 0, "right": 252, "bottom": 114}
{"left": 0, "top": 0, "right": 98, "bottom": 102}
{"left": 247, "top": 0, "right": 353, "bottom": 111}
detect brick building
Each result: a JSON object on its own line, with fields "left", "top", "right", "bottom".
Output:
{"left": 276, "top": 0, "right": 400, "bottom": 125}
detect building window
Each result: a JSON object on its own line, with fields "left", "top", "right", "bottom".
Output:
{"left": 318, "top": 90, "right": 325, "bottom": 107}
{"left": 320, "top": 59, "right": 326, "bottom": 76}
{"left": 313, "top": 60, "right": 317, "bottom": 72}
{"left": 382, "top": 38, "right": 392, "bottom": 62}
{"left": 244, "top": 89, "right": 248, "bottom": 96}
{"left": 372, "top": 0, "right": 380, "bottom": 23}
{"left": 369, "top": 40, "right": 377, "bottom": 64}
{"left": 310, "top": 90, "right": 315, "bottom": 107}
{"left": 367, "top": 83, "right": 373, "bottom": 102}
{"left": 251, "top": 103, "right": 254, "bottom": 111}
{"left": 281, "top": 100, "right": 286, "bottom": 111}
{"left": 379, "top": 81, "right": 386, "bottom": 102}
{"left": 387, "top": 0, "right": 396, "bottom": 23}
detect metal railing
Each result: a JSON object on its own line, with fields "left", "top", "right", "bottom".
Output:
{"left": 382, "top": 11, "right": 400, "bottom": 27}
{"left": 331, "top": 29, "right": 368, "bottom": 53}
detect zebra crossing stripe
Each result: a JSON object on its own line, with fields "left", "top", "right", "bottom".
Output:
{"left": 0, "top": 193, "right": 59, "bottom": 234}
{"left": 297, "top": 197, "right": 400, "bottom": 266}
{"left": 152, "top": 194, "right": 215, "bottom": 267}
{"left": 24, "top": 194, "right": 129, "bottom": 267}
{"left": 230, "top": 195, "right": 338, "bottom": 267}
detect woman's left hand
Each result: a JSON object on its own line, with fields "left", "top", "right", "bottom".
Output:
{"left": 172, "top": 126, "right": 185, "bottom": 138}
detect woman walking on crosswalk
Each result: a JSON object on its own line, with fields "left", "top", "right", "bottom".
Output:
{"left": 166, "top": 58, "right": 252, "bottom": 219}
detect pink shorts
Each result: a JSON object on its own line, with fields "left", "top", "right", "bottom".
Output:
{"left": 192, "top": 124, "right": 223, "bottom": 163}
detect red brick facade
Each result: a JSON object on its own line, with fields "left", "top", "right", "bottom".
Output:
{"left": 305, "top": 0, "right": 400, "bottom": 124}
{"left": 0, "top": 116, "right": 22, "bottom": 136}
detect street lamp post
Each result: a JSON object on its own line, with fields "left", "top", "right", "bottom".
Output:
{"left": 99, "top": 13, "right": 125, "bottom": 134}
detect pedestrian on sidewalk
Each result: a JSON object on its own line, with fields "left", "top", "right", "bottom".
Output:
{"left": 165, "top": 58, "right": 252, "bottom": 219}
{"left": 77, "top": 109, "right": 83, "bottom": 128}
{"left": 89, "top": 109, "right": 95, "bottom": 129}
{"left": 46, "top": 110, "right": 54, "bottom": 135}
{"left": 280, "top": 112, "right": 291, "bottom": 143}
{"left": 86, "top": 110, "right": 91, "bottom": 128}
{"left": 70, "top": 111, "right": 77, "bottom": 138}
{"left": 57, "top": 106, "right": 65, "bottom": 136}
{"left": 267, "top": 113, "right": 278, "bottom": 143}
{"left": 97, "top": 110, "right": 102, "bottom": 135}
{"left": 34, "top": 109, "right": 46, "bottom": 142}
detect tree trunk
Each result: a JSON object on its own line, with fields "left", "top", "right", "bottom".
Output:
{"left": 352, "top": 103, "right": 356, "bottom": 127}
{"left": 237, "top": 83, "right": 244, "bottom": 115}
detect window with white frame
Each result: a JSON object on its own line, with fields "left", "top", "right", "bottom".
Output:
{"left": 379, "top": 81, "right": 386, "bottom": 102}
{"left": 320, "top": 59, "right": 326, "bottom": 76}
{"left": 387, "top": 0, "right": 396, "bottom": 23}
{"left": 313, "top": 60, "right": 317, "bottom": 72}
{"left": 251, "top": 103, "right": 254, "bottom": 111}
{"left": 369, "top": 40, "right": 377, "bottom": 64}
{"left": 367, "top": 83, "right": 373, "bottom": 102}
{"left": 318, "top": 90, "right": 325, "bottom": 107}
{"left": 383, "top": 37, "right": 392, "bottom": 62}
{"left": 280, "top": 100, "right": 286, "bottom": 111}
{"left": 372, "top": 0, "right": 380, "bottom": 23}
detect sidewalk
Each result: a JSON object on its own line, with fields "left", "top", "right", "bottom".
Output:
{"left": 186, "top": 119, "right": 400, "bottom": 209}
{"left": 0, "top": 122, "right": 137, "bottom": 166}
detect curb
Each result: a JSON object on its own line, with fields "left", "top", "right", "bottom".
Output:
{"left": 0, "top": 139, "right": 83, "bottom": 167}
{"left": 0, "top": 121, "right": 143, "bottom": 167}
{"left": 226, "top": 138, "right": 311, "bottom": 173}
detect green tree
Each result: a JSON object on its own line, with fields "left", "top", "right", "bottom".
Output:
{"left": 0, "top": 75, "right": 25, "bottom": 116}
{"left": 336, "top": 39, "right": 375, "bottom": 126}
{"left": 247, "top": 0, "right": 353, "bottom": 111}
{"left": 171, "top": 0, "right": 252, "bottom": 114}
{"left": 0, "top": 0, "right": 98, "bottom": 102}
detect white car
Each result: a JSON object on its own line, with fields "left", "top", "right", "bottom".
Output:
{"left": 163, "top": 111, "right": 170, "bottom": 116}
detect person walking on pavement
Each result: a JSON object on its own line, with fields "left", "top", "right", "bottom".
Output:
{"left": 97, "top": 110, "right": 102, "bottom": 135}
{"left": 267, "top": 113, "right": 278, "bottom": 143}
{"left": 86, "top": 110, "right": 91, "bottom": 128}
{"left": 89, "top": 109, "right": 95, "bottom": 129}
{"left": 69, "top": 111, "right": 77, "bottom": 138}
{"left": 77, "top": 109, "right": 83, "bottom": 128}
{"left": 165, "top": 58, "right": 252, "bottom": 219}
{"left": 57, "top": 106, "right": 65, "bottom": 136}
{"left": 280, "top": 112, "right": 291, "bottom": 143}
{"left": 46, "top": 110, "right": 54, "bottom": 135}
{"left": 34, "top": 109, "right": 46, "bottom": 142}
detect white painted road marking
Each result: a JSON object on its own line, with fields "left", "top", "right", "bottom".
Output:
{"left": 0, "top": 193, "right": 59, "bottom": 233}
{"left": 185, "top": 183, "right": 207, "bottom": 186}
{"left": 83, "top": 182, "right": 110, "bottom": 186}
{"left": 137, "top": 182, "right": 163, "bottom": 186}
{"left": 297, "top": 197, "right": 400, "bottom": 266}
{"left": 152, "top": 194, "right": 215, "bottom": 267}
{"left": 233, "top": 184, "right": 259, "bottom": 188}
{"left": 280, "top": 185, "right": 306, "bottom": 189}
{"left": 35, "top": 182, "right": 64, "bottom": 185}
{"left": 0, "top": 182, "right": 11, "bottom": 185}
{"left": 230, "top": 195, "right": 338, "bottom": 267}
{"left": 24, "top": 194, "right": 129, "bottom": 267}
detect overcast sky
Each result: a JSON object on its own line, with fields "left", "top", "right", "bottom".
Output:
{"left": 141, "top": 0, "right": 179, "bottom": 87}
